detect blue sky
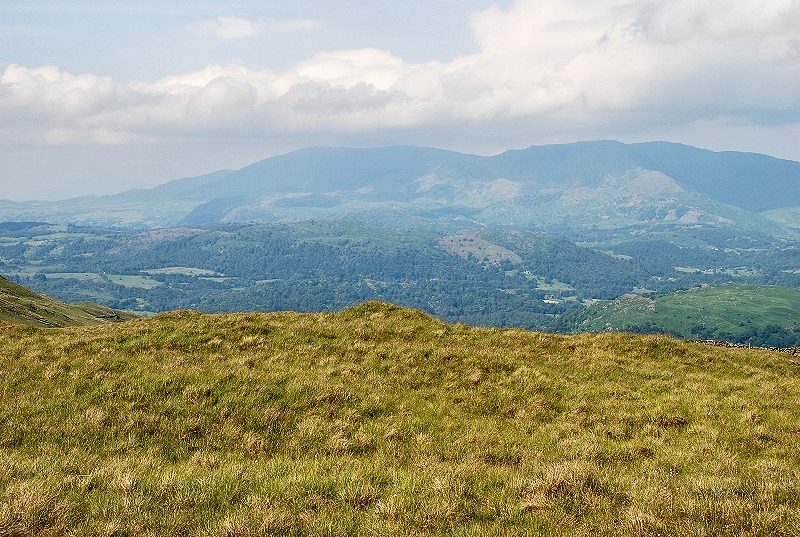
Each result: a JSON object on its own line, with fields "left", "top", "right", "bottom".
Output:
{"left": 1, "top": 0, "right": 800, "bottom": 200}
{"left": 1, "top": 1, "right": 494, "bottom": 79}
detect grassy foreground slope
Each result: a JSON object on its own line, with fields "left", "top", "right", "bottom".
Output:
{"left": 0, "top": 275, "right": 135, "bottom": 328}
{"left": 1, "top": 303, "right": 799, "bottom": 535}
{"left": 561, "top": 284, "right": 800, "bottom": 347}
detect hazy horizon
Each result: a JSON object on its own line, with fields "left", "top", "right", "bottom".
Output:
{"left": 4, "top": 138, "right": 800, "bottom": 203}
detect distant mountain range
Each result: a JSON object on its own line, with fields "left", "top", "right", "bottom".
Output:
{"left": 2, "top": 141, "right": 800, "bottom": 234}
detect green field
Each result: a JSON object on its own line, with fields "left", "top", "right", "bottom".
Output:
{"left": 1, "top": 302, "right": 799, "bottom": 535}
{"left": 563, "top": 284, "right": 800, "bottom": 347}
{"left": 143, "top": 267, "right": 222, "bottom": 277}
{"left": 40, "top": 273, "right": 162, "bottom": 289}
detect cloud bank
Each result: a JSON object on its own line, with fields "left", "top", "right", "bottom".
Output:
{"left": 1, "top": 0, "right": 799, "bottom": 152}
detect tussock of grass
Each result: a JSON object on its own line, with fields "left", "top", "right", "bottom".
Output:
{"left": 1, "top": 301, "right": 799, "bottom": 535}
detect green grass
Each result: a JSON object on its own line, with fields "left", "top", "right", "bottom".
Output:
{"left": 143, "top": 267, "right": 221, "bottom": 277}
{"left": 44, "top": 272, "right": 103, "bottom": 282}
{"left": 41, "top": 273, "right": 161, "bottom": 289}
{"left": 0, "top": 276, "right": 135, "bottom": 328}
{"left": 566, "top": 284, "right": 800, "bottom": 345}
{"left": 504, "top": 271, "right": 573, "bottom": 292}
{"left": 534, "top": 277, "right": 573, "bottom": 292}
{"left": 673, "top": 267, "right": 762, "bottom": 277}
{"left": 1, "top": 302, "right": 799, "bottom": 535}
{"left": 106, "top": 275, "right": 161, "bottom": 289}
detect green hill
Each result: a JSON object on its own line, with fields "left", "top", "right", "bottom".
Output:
{"left": 1, "top": 303, "right": 798, "bottom": 535}
{"left": 560, "top": 284, "right": 800, "bottom": 347}
{"left": 0, "top": 275, "right": 135, "bottom": 327}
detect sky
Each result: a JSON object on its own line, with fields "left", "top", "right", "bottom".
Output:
{"left": 1, "top": 0, "right": 799, "bottom": 200}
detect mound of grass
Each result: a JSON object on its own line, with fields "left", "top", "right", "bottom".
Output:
{"left": 1, "top": 302, "right": 799, "bottom": 535}
{"left": 0, "top": 275, "right": 135, "bottom": 328}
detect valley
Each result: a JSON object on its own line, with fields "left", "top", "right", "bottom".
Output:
{"left": 3, "top": 216, "right": 799, "bottom": 345}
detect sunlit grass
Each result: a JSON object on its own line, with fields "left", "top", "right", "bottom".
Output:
{"left": 1, "top": 302, "right": 798, "bottom": 535}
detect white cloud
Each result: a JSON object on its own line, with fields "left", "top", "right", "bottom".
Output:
{"left": 2, "top": 0, "right": 800, "bottom": 147}
{"left": 196, "top": 15, "right": 320, "bottom": 40}
{"left": 198, "top": 16, "right": 265, "bottom": 40}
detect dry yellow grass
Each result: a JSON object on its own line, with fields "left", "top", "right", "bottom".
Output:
{"left": 0, "top": 302, "right": 798, "bottom": 535}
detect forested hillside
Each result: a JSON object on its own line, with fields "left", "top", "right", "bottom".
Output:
{"left": 3, "top": 221, "right": 800, "bottom": 341}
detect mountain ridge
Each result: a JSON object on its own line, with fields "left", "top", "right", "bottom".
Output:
{"left": 1, "top": 141, "right": 799, "bottom": 233}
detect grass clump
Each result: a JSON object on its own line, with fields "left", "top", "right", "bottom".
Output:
{"left": 0, "top": 301, "right": 799, "bottom": 535}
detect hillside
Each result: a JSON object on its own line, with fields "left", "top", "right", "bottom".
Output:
{"left": 0, "top": 303, "right": 798, "bottom": 535}
{"left": 0, "top": 274, "right": 135, "bottom": 327}
{"left": 1, "top": 142, "right": 798, "bottom": 234}
{"left": 560, "top": 284, "right": 800, "bottom": 347}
